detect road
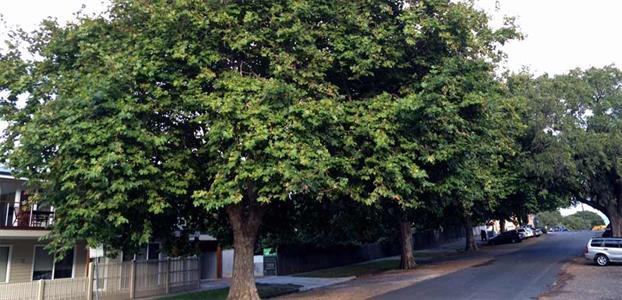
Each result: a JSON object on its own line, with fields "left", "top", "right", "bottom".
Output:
{"left": 375, "top": 231, "right": 596, "bottom": 300}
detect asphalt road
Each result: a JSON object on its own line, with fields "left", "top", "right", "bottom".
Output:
{"left": 374, "top": 231, "right": 597, "bottom": 300}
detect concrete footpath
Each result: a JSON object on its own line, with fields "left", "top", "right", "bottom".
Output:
{"left": 199, "top": 275, "right": 354, "bottom": 293}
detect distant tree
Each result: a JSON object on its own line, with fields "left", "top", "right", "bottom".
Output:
{"left": 418, "top": 58, "right": 523, "bottom": 252}
{"left": 537, "top": 210, "right": 605, "bottom": 230}
{"left": 511, "top": 67, "right": 622, "bottom": 237}
{"left": 496, "top": 73, "right": 580, "bottom": 228}
{"left": 572, "top": 211, "right": 605, "bottom": 229}
{"left": 536, "top": 211, "right": 564, "bottom": 228}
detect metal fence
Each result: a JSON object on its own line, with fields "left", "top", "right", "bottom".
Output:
{"left": 0, "top": 257, "right": 199, "bottom": 300}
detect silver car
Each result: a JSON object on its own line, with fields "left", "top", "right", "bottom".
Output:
{"left": 585, "top": 238, "right": 622, "bottom": 266}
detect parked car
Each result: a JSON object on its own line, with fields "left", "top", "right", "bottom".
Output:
{"left": 585, "top": 237, "right": 622, "bottom": 266}
{"left": 526, "top": 227, "right": 536, "bottom": 237}
{"left": 517, "top": 228, "right": 528, "bottom": 239}
{"left": 488, "top": 230, "right": 522, "bottom": 245}
{"left": 534, "top": 228, "right": 543, "bottom": 237}
{"left": 551, "top": 225, "right": 568, "bottom": 232}
{"left": 518, "top": 227, "right": 534, "bottom": 239}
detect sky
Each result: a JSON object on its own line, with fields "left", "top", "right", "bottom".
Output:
{"left": 475, "top": 0, "right": 622, "bottom": 76}
{"left": 2, "top": 0, "right": 620, "bottom": 75}
{"left": 1, "top": 0, "right": 620, "bottom": 223}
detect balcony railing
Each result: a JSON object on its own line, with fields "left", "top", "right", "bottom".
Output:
{"left": 0, "top": 201, "right": 54, "bottom": 229}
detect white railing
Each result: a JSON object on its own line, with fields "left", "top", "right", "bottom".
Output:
{"left": 0, "top": 257, "right": 199, "bottom": 300}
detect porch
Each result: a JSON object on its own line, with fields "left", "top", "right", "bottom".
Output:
{"left": 0, "top": 173, "right": 54, "bottom": 230}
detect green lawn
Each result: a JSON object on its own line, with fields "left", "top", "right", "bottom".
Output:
{"left": 157, "top": 284, "right": 301, "bottom": 300}
{"left": 292, "top": 259, "right": 401, "bottom": 278}
{"left": 292, "top": 250, "right": 462, "bottom": 278}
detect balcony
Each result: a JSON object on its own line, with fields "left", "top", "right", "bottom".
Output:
{"left": 0, "top": 200, "right": 55, "bottom": 230}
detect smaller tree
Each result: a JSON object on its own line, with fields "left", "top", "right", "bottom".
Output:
{"left": 571, "top": 211, "right": 606, "bottom": 229}
{"left": 344, "top": 94, "right": 427, "bottom": 269}
{"left": 536, "top": 211, "right": 564, "bottom": 229}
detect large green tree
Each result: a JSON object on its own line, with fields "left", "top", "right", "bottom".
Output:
{"left": 1, "top": 1, "right": 518, "bottom": 298}
{"left": 562, "top": 67, "right": 622, "bottom": 236}
{"left": 339, "top": 0, "right": 519, "bottom": 263}
{"left": 496, "top": 72, "right": 581, "bottom": 229}
{"left": 0, "top": 1, "right": 345, "bottom": 298}
{"left": 417, "top": 57, "right": 524, "bottom": 252}
{"left": 509, "top": 67, "right": 622, "bottom": 237}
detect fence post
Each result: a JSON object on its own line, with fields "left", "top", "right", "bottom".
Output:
{"left": 37, "top": 279, "right": 45, "bottom": 300}
{"left": 86, "top": 262, "right": 94, "bottom": 300}
{"left": 165, "top": 257, "right": 170, "bottom": 294}
{"left": 195, "top": 258, "right": 200, "bottom": 289}
{"left": 129, "top": 260, "right": 136, "bottom": 299}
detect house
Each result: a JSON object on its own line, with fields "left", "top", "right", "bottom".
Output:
{"left": 0, "top": 167, "right": 222, "bottom": 285}
{"left": 0, "top": 168, "right": 90, "bottom": 283}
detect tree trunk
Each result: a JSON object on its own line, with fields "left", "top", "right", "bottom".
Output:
{"left": 398, "top": 220, "right": 416, "bottom": 269}
{"left": 612, "top": 178, "right": 622, "bottom": 237}
{"left": 499, "top": 219, "right": 506, "bottom": 233}
{"left": 608, "top": 206, "right": 622, "bottom": 237}
{"left": 464, "top": 215, "right": 478, "bottom": 252}
{"left": 226, "top": 201, "right": 265, "bottom": 300}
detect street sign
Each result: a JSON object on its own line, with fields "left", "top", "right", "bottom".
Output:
{"left": 89, "top": 245, "right": 104, "bottom": 258}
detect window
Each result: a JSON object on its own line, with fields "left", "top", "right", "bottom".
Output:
{"left": 54, "top": 251, "right": 74, "bottom": 278}
{"left": 32, "top": 246, "right": 74, "bottom": 280}
{"left": 122, "top": 243, "right": 161, "bottom": 261}
{"left": 147, "top": 243, "right": 160, "bottom": 260}
{"left": 591, "top": 240, "right": 603, "bottom": 247}
{"left": 0, "top": 246, "right": 10, "bottom": 282}
{"left": 0, "top": 202, "right": 13, "bottom": 226}
{"left": 604, "top": 240, "right": 621, "bottom": 248}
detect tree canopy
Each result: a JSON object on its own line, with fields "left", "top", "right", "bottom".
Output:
{"left": 2, "top": 1, "right": 619, "bottom": 300}
{"left": 507, "top": 67, "right": 622, "bottom": 236}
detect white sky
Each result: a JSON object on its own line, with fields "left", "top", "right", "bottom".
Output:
{"left": 2, "top": 0, "right": 621, "bottom": 73}
{"left": 475, "top": 0, "right": 622, "bottom": 75}
{"left": 0, "top": 1, "right": 620, "bottom": 221}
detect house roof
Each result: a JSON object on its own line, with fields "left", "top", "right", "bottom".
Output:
{"left": 0, "top": 166, "right": 12, "bottom": 176}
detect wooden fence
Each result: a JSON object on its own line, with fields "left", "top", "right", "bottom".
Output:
{"left": 0, "top": 257, "right": 199, "bottom": 300}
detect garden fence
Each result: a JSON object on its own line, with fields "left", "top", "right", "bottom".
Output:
{"left": 0, "top": 257, "right": 199, "bottom": 300}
